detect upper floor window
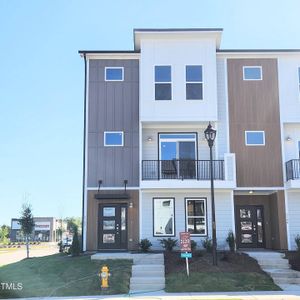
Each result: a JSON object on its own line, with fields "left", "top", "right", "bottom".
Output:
{"left": 155, "top": 66, "right": 172, "bottom": 100}
{"left": 245, "top": 131, "right": 265, "bottom": 146}
{"left": 298, "top": 67, "right": 300, "bottom": 93}
{"left": 105, "top": 67, "right": 124, "bottom": 81}
{"left": 104, "top": 131, "right": 124, "bottom": 146}
{"left": 186, "top": 65, "right": 203, "bottom": 100}
{"left": 243, "top": 66, "right": 262, "bottom": 81}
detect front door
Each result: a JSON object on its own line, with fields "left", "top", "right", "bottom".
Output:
{"left": 98, "top": 204, "right": 128, "bottom": 250}
{"left": 235, "top": 205, "right": 264, "bottom": 248}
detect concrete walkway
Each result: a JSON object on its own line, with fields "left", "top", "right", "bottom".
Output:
{"left": 245, "top": 251, "right": 300, "bottom": 291}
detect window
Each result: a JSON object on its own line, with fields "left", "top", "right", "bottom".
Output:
{"left": 245, "top": 131, "right": 265, "bottom": 146}
{"left": 298, "top": 141, "right": 300, "bottom": 159}
{"left": 153, "top": 198, "right": 175, "bottom": 236}
{"left": 243, "top": 66, "right": 262, "bottom": 80}
{"left": 298, "top": 67, "right": 300, "bottom": 93}
{"left": 186, "top": 65, "right": 203, "bottom": 100}
{"left": 155, "top": 66, "right": 172, "bottom": 100}
{"left": 104, "top": 131, "right": 124, "bottom": 146}
{"left": 105, "top": 67, "right": 124, "bottom": 81}
{"left": 159, "top": 133, "right": 197, "bottom": 179}
{"left": 185, "top": 198, "right": 207, "bottom": 235}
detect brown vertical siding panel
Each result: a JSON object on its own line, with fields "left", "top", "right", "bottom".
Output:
{"left": 228, "top": 59, "right": 283, "bottom": 187}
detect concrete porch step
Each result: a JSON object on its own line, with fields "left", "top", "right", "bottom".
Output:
{"left": 129, "top": 283, "right": 165, "bottom": 292}
{"left": 130, "top": 276, "right": 165, "bottom": 284}
{"left": 132, "top": 264, "right": 165, "bottom": 272}
{"left": 274, "top": 277, "right": 300, "bottom": 284}
{"left": 132, "top": 269, "right": 165, "bottom": 277}
{"left": 266, "top": 270, "right": 300, "bottom": 278}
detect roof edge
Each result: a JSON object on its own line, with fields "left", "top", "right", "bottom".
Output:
{"left": 78, "top": 50, "right": 139, "bottom": 54}
{"left": 133, "top": 28, "right": 223, "bottom": 33}
{"left": 217, "top": 49, "right": 300, "bottom": 53}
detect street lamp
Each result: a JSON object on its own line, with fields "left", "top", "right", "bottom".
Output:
{"left": 204, "top": 122, "right": 217, "bottom": 266}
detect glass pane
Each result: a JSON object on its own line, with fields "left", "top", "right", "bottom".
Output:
{"left": 244, "top": 67, "right": 262, "bottom": 80}
{"left": 246, "top": 132, "right": 264, "bottom": 145}
{"left": 155, "top": 83, "right": 171, "bottom": 100}
{"left": 257, "top": 208, "right": 262, "bottom": 220}
{"left": 187, "top": 218, "right": 205, "bottom": 234}
{"left": 186, "top": 65, "right": 202, "bottom": 82}
{"left": 103, "top": 220, "right": 115, "bottom": 230}
{"left": 155, "top": 66, "right": 171, "bottom": 82}
{"left": 121, "top": 207, "right": 126, "bottom": 231}
{"left": 186, "top": 83, "right": 203, "bottom": 100}
{"left": 298, "top": 67, "right": 300, "bottom": 84}
{"left": 179, "top": 142, "right": 195, "bottom": 160}
{"left": 257, "top": 221, "right": 263, "bottom": 243}
{"left": 241, "top": 234, "right": 252, "bottom": 243}
{"left": 105, "top": 132, "right": 123, "bottom": 146}
{"left": 106, "top": 68, "right": 123, "bottom": 80}
{"left": 240, "top": 209, "right": 251, "bottom": 219}
{"left": 103, "top": 234, "right": 115, "bottom": 243}
{"left": 159, "top": 134, "right": 196, "bottom": 139}
{"left": 103, "top": 207, "right": 115, "bottom": 217}
{"left": 187, "top": 200, "right": 204, "bottom": 216}
{"left": 153, "top": 198, "right": 174, "bottom": 235}
{"left": 241, "top": 221, "right": 252, "bottom": 231}
{"left": 161, "top": 142, "right": 177, "bottom": 160}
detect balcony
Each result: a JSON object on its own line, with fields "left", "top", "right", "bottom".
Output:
{"left": 286, "top": 159, "right": 300, "bottom": 180}
{"left": 140, "top": 153, "right": 236, "bottom": 189}
{"left": 142, "top": 159, "right": 224, "bottom": 180}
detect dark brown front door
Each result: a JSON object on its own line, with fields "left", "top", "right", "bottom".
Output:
{"left": 236, "top": 205, "right": 265, "bottom": 248}
{"left": 98, "top": 204, "right": 128, "bottom": 250}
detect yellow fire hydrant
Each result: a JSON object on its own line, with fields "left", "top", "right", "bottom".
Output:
{"left": 99, "top": 265, "right": 110, "bottom": 290}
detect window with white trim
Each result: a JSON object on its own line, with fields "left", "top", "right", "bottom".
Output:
{"left": 104, "top": 131, "right": 124, "bottom": 146}
{"left": 245, "top": 131, "right": 265, "bottom": 146}
{"left": 185, "top": 198, "right": 207, "bottom": 235}
{"left": 155, "top": 66, "right": 172, "bottom": 100}
{"left": 186, "top": 65, "right": 203, "bottom": 100}
{"left": 105, "top": 67, "right": 124, "bottom": 81}
{"left": 153, "top": 198, "right": 175, "bottom": 236}
{"left": 243, "top": 66, "right": 262, "bottom": 81}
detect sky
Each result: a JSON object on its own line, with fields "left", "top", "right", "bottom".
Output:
{"left": 0, "top": 0, "right": 300, "bottom": 226}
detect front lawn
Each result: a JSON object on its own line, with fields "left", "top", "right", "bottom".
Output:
{"left": 0, "top": 254, "right": 132, "bottom": 298}
{"left": 165, "top": 251, "right": 281, "bottom": 293}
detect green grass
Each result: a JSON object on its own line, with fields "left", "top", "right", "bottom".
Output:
{"left": 0, "top": 254, "right": 132, "bottom": 298}
{"left": 165, "top": 271, "right": 281, "bottom": 293}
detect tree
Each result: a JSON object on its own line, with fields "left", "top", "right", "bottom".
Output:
{"left": 71, "top": 225, "right": 80, "bottom": 256}
{"left": 0, "top": 225, "right": 10, "bottom": 244}
{"left": 19, "top": 204, "right": 35, "bottom": 258}
{"left": 65, "top": 217, "right": 82, "bottom": 234}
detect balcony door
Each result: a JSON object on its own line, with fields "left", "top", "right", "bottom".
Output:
{"left": 159, "top": 133, "right": 197, "bottom": 179}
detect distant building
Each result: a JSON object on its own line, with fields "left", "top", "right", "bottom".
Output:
{"left": 10, "top": 217, "right": 56, "bottom": 242}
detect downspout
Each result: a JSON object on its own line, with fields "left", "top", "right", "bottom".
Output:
{"left": 81, "top": 53, "right": 87, "bottom": 252}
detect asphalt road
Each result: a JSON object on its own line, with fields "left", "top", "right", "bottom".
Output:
{"left": 0, "top": 243, "right": 59, "bottom": 266}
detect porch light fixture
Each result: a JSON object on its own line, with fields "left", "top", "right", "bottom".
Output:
{"left": 97, "top": 180, "right": 102, "bottom": 193}
{"left": 147, "top": 136, "right": 153, "bottom": 142}
{"left": 124, "top": 179, "right": 128, "bottom": 192}
{"left": 129, "top": 202, "right": 133, "bottom": 208}
{"left": 286, "top": 136, "right": 292, "bottom": 141}
{"left": 204, "top": 122, "right": 217, "bottom": 266}
{"left": 249, "top": 190, "right": 254, "bottom": 194}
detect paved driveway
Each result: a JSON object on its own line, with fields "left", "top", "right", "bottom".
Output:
{"left": 0, "top": 243, "right": 58, "bottom": 266}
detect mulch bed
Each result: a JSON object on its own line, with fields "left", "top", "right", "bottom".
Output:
{"left": 285, "top": 251, "right": 300, "bottom": 271}
{"left": 164, "top": 251, "right": 265, "bottom": 274}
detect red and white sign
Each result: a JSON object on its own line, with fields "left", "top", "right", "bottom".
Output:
{"left": 34, "top": 222, "right": 50, "bottom": 231}
{"left": 180, "top": 232, "right": 191, "bottom": 252}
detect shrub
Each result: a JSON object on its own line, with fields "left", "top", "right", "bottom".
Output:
{"left": 139, "top": 239, "right": 152, "bottom": 252}
{"left": 202, "top": 237, "right": 213, "bottom": 253}
{"left": 191, "top": 240, "right": 197, "bottom": 252}
{"left": 295, "top": 234, "right": 300, "bottom": 252}
{"left": 226, "top": 231, "right": 236, "bottom": 252}
{"left": 159, "top": 238, "right": 178, "bottom": 252}
{"left": 71, "top": 226, "right": 81, "bottom": 256}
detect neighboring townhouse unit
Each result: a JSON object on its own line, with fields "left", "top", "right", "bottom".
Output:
{"left": 79, "top": 28, "right": 300, "bottom": 252}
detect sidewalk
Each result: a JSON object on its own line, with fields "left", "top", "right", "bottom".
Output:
{"left": 15, "top": 290, "right": 300, "bottom": 300}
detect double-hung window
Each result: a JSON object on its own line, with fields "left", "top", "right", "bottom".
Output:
{"left": 186, "top": 65, "right": 203, "bottom": 100}
{"left": 243, "top": 66, "right": 262, "bottom": 81}
{"left": 153, "top": 198, "right": 175, "bottom": 236}
{"left": 185, "top": 198, "right": 207, "bottom": 235}
{"left": 155, "top": 66, "right": 172, "bottom": 100}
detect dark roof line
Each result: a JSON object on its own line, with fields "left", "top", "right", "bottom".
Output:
{"left": 78, "top": 50, "right": 139, "bottom": 54}
{"left": 218, "top": 49, "right": 300, "bottom": 53}
{"left": 134, "top": 28, "right": 223, "bottom": 32}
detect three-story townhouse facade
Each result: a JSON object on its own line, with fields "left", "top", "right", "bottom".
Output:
{"left": 79, "top": 28, "right": 300, "bottom": 252}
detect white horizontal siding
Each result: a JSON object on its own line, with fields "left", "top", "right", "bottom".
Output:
{"left": 287, "top": 191, "right": 300, "bottom": 250}
{"left": 140, "top": 190, "right": 234, "bottom": 250}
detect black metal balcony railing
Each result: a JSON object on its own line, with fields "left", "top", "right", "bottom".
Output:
{"left": 142, "top": 159, "right": 225, "bottom": 181}
{"left": 286, "top": 159, "right": 300, "bottom": 181}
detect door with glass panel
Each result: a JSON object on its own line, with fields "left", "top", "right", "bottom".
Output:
{"left": 236, "top": 205, "right": 264, "bottom": 248}
{"left": 159, "top": 133, "right": 197, "bottom": 179}
{"left": 98, "top": 204, "right": 127, "bottom": 249}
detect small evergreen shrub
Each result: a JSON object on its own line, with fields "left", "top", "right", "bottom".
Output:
{"left": 71, "top": 226, "right": 81, "bottom": 256}
{"left": 159, "top": 238, "right": 178, "bottom": 251}
{"left": 295, "top": 234, "right": 300, "bottom": 252}
{"left": 139, "top": 238, "right": 152, "bottom": 252}
{"left": 226, "top": 230, "right": 236, "bottom": 252}
{"left": 191, "top": 240, "right": 197, "bottom": 252}
{"left": 202, "top": 237, "right": 213, "bottom": 253}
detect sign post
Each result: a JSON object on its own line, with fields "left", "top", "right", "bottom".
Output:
{"left": 180, "top": 232, "right": 191, "bottom": 277}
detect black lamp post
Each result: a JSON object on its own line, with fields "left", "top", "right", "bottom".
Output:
{"left": 204, "top": 122, "right": 217, "bottom": 266}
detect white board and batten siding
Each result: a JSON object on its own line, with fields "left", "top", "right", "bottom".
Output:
{"left": 140, "top": 190, "right": 234, "bottom": 250}
{"left": 140, "top": 38, "right": 218, "bottom": 122}
{"left": 286, "top": 191, "right": 300, "bottom": 250}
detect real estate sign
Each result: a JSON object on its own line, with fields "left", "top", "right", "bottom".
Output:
{"left": 180, "top": 232, "right": 191, "bottom": 252}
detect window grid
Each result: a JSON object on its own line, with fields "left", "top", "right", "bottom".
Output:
{"left": 185, "top": 65, "right": 203, "bottom": 100}
{"left": 154, "top": 66, "right": 172, "bottom": 100}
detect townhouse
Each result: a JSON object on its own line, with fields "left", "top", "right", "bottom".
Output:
{"left": 79, "top": 28, "right": 300, "bottom": 252}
